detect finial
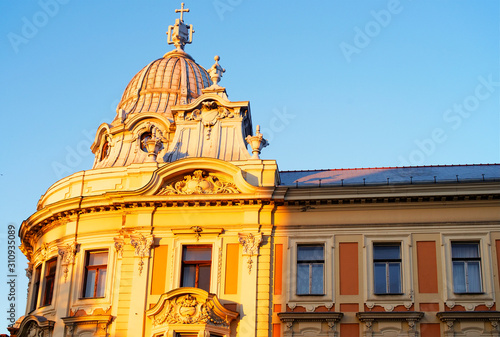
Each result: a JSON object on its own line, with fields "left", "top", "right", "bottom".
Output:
{"left": 208, "top": 55, "right": 226, "bottom": 86}
{"left": 245, "top": 125, "right": 269, "bottom": 159}
{"left": 166, "top": 3, "right": 194, "bottom": 51}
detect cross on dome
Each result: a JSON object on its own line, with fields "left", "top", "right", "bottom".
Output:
{"left": 175, "top": 3, "right": 189, "bottom": 22}
{"left": 167, "top": 3, "right": 194, "bottom": 51}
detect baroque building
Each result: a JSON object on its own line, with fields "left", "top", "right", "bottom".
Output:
{"left": 10, "top": 4, "right": 500, "bottom": 337}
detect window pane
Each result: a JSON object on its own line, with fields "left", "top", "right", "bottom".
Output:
{"left": 374, "top": 245, "right": 400, "bottom": 260}
{"left": 453, "top": 261, "right": 466, "bottom": 293}
{"left": 311, "top": 263, "right": 324, "bottom": 294}
{"left": 85, "top": 269, "right": 96, "bottom": 298}
{"left": 452, "top": 243, "right": 479, "bottom": 258}
{"left": 96, "top": 269, "right": 107, "bottom": 297}
{"left": 88, "top": 252, "right": 108, "bottom": 266}
{"left": 297, "top": 245, "right": 324, "bottom": 261}
{"left": 181, "top": 265, "right": 196, "bottom": 287}
{"left": 183, "top": 246, "right": 212, "bottom": 261}
{"left": 296, "top": 264, "right": 309, "bottom": 295}
{"left": 46, "top": 260, "right": 57, "bottom": 276}
{"left": 374, "top": 263, "right": 387, "bottom": 294}
{"left": 467, "top": 261, "right": 481, "bottom": 292}
{"left": 388, "top": 262, "right": 401, "bottom": 293}
{"left": 198, "top": 265, "right": 211, "bottom": 292}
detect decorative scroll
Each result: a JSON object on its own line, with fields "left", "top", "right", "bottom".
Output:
{"left": 130, "top": 234, "right": 154, "bottom": 275}
{"left": 157, "top": 170, "right": 239, "bottom": 195}
{"left": 148, "top": 290, "right": 238, "bottom": 329}
{"left": 238, "top": 233, "right": 263, "bottom": 274}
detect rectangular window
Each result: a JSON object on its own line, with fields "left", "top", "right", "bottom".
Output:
{"left": 373, "top": 244, "right": 401, "bottom": 294}
{"left": 83, "top": 250, "right": 108, "bottom": 298}
{"left": 41, "top": 258, "right": 57, "bottom": 306}
{"left": 181, "top": 245, "right": 212, "bottom": 292}
{"left": 30, "top": 265, "right": 42, "bottom": 311}
{"left": 452, "top": 242, "right": 482, "bottom": 293}
{"left": 297, "top": 245, "right": 324, "bottom": 295}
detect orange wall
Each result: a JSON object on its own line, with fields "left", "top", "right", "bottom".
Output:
{"left": 340, "top": 323, "right": 359, "bottom": 337}
{"left": 417, "top": 241, "right": 438, "bottom": 293}
{"left": 225, "top": 243, "right": 239, "bottom": 294}
{"left": 340, "top": 242, "right": 358, "bottom": 295}
{"left": 151, "top": 245, "right": 168, "bottom": 295}
{"left": 421, "top": 323, "right": 440, "bottom": 337}
{"left": 274, "top": 244, "right": 283, "bottom": 295}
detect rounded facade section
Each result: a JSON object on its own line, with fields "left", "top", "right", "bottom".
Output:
{"left": 117, "top": 50, "right": 211, "bottom": 119}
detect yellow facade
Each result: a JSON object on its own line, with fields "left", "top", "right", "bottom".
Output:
{"left": 10, "top": 5, "right": 500, "bottom": 337}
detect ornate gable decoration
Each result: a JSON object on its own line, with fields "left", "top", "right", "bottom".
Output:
{"left": 157, "top": 170, "right": 240, "bottom": 195}
{"left": 147, "top": 288, "right": 239, "bottom": 329}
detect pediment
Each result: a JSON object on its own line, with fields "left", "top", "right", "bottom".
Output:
{"left": 146, "top": 287, "right": 239, "bottom": 328}
{"left": 157, "top": 169, "right": 240, "bottom": 195}
{"left": 137, "top": 158, "right": 260, "bottom": 196}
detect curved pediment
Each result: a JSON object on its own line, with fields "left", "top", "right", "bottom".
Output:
{"left": 146, "top": 287, "right": 239, "bottom": 328}
{"left": 138, "top": 158, "right": 260, "bottom": 196}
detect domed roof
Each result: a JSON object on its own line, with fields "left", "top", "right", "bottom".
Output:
{"left": 117, "top": 50, "right": 211, "bottom": 120}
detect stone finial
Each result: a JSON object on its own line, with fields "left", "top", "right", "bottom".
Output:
{"left": 208, "top": 55, "right": 226, "bottom": 87}
{"left": 245, "top": 125, "right": 269, "bottom": 159}
{"left": 166, "top": 3, "right": 194, "bottom": 51}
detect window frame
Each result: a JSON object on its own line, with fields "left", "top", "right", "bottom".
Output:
{"left": 373, "top": 243, "right": 402, "bottom": 295}
{"left": 441, "top": 233, "right": 494, "bottom": 307}
{"left": 364, "top": 235, "right": 412, "bottom": 306}
{"left": 296, "top": 244, "right": 325, "bottom": 296}
{"left": 83, "top": 249, "right": 109, "bottom": 299}
{"left": 40, "top": 257, "right": 57, "bottom": 307}
{"left": 451, "top": 242, "right": 483, "bottom": 294}
{"left": 180, "top": 245, "right": 212, "bottom": 292}
{"left": 29, "top": 264, "right": 42, "bottom": 312}
{"left": 287, "top": 236, "right": 334, "bottom": 308}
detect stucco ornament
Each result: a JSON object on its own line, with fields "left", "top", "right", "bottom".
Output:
{"left": 185, "top": 101, "right": 235, "bottom": 140}
{"left": 141, "top": 122, "right": 166, "bottom": 163}
{"left": 152, "top": 294, "right": 228, "bottom": 327}
{"left": 58, "top": 242, "right": 78, "bottom": 282}
{"left": 238, "top": 232, "right": 263, "bottom": 274}
{"left": 130, "top": 233, "right": 154, "bottom": 275}
{"left": 157, "top": 170, "right": 239, "bottom": 195}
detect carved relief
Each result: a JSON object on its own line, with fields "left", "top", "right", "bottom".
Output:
{"left": 114, "top": 237, "right": 125, "bottom": 258}
{"left": 157, "top": 170, "right": 239, "bottom": 195}
{"left": 150, "top": 293, "right": 234, "bottom": 328}
{"left": 130, "top": 233, "right": 154, "bottom": 275}
{"left": 40, "top": 243, "right": 49, "bottom": 262}
{"left": 238, "top": 233, "right": 262, "bottom": 274}
{"left": 58, "top": 242, "right": 78, "bottom": 282}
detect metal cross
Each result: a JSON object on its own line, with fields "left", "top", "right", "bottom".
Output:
{"left": 175, "top": 3, "right": 189, "bottom": 21}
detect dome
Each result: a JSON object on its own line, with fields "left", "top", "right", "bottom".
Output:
{"left": 117, "top": 50, "right": 211, "bottom": 120}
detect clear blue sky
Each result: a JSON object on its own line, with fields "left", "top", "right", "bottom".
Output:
{"left": 0, "top": 1, "right": 498, "bottom": 329}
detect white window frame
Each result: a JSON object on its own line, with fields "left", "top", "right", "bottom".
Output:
{"left": 365, "top": 235, "right": 413, "bottom": 306}
{"left": 441, "top": 233, "right": 494, "bottom": 306}
{"left": 72, "top": 242, "right": 115, "bottom": 309}
{"left": 287, "top": 236, "right": 334, "bottom": 309}
{"left": 171, "top": 237, "right": 222, "bottom": 294}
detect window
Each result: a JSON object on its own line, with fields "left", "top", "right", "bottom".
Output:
{"left": 30, "top": 265, "right": 42, "bottom": 311}
{"left": 83, "top": 250, "right": 108, "bottom": 298}
{"left": 373, "top": 244, "right": 401, "bottom": 294}
{"left": 297, "top": 245, "right": 324, "bottom": 295}
{"left": 181, "top": 245, "right": 212, "bottom": 292}
{"left": 452, "top": 242, "right": 482, "bottom": 293}
{"left": 41, "top": 258, "right": 57, "bottom": 306}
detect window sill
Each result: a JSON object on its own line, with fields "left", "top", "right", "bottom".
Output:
{"left": 296, "top": 293, "right": 325, "bottom": 297}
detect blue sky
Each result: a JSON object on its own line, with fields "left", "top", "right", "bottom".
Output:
{"left": 0, "top": 0, "right": 499, "bottom": 329}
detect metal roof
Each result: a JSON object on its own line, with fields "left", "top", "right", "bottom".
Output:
{"left": 279, "top": 164, "right": 500, "bottom": 187}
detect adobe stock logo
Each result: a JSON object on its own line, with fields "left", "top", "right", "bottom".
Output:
{"left": 398, "top": 74, "right": 499, "bottom": 166}
{"left": 7, "top": 0, "right": 71, "bottom": 54}
{"left": 339, "top": 0, "right": 405, "bottom": 63}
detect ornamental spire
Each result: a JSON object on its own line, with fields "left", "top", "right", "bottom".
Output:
{"left": 166, "top": 3, "right": 194, "bottom": 51}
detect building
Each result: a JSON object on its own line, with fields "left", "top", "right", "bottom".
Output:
{"left": 10, "top": 4, "right": 500, "bottom": 337}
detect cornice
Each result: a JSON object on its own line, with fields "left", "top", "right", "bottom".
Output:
{"left": 437, "top": 311, "right": 500, "bottom": 321}
{"left": 277, "top": 312, "right": 343, "bottom": 322}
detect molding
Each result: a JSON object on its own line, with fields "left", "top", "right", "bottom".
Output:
{"left": 277, "top": 312, "right": 343, "bottom": 322}
{"left": 356, "top": 311, "right": 424, "bottom": 321}
{"left": 437, "top": 311, "right": 500, "bottom": 321}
